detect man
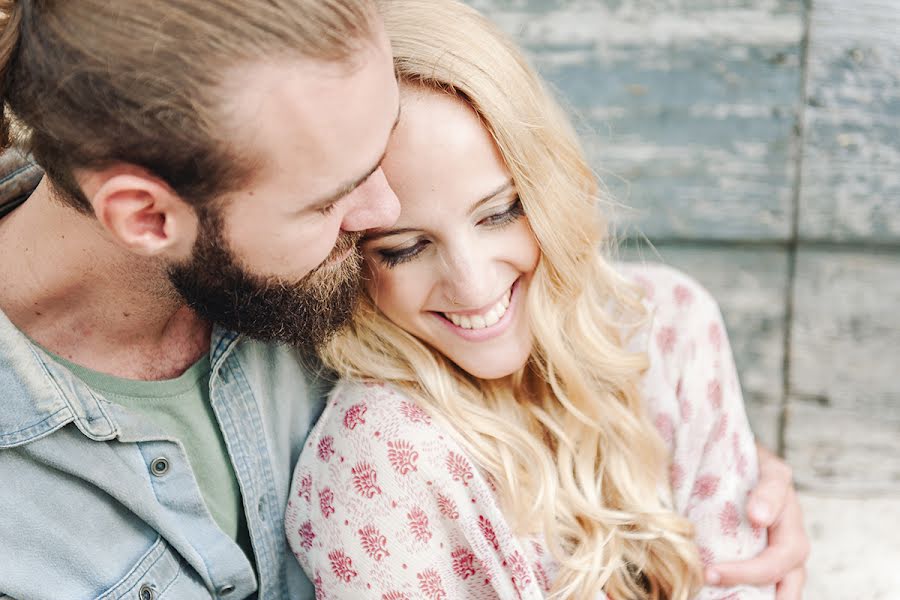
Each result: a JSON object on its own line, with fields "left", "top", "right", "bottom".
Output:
{"left": 0, "top": 1, "right": 398, "bottom": 598}
{"left": 0, "top": 1, "right": 805, "bottom": 598}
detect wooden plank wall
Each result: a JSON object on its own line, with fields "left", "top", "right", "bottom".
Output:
{"left": 467, "top": 0, "right": 900, "bottom": 496}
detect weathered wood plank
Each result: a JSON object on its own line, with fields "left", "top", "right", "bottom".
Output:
{"left": 744, "top": 402, "right": 781, "bottom": 457}
{"left": 786, "top": 400, "right": 900, "bottom": 494}
{"left": 469, "top": 0, "right": 804, "bottom": 240}
{"left": 621, "top": 243, "right": 788, "bottom": 443}
{"left": 786, "top": 249, "right": 900, "bottom": 493}
{"left": 798, "top": 0, "right": 900, "bottom": 242}
{"left": 789, "top": 249, "right": 900, "bottom": 413}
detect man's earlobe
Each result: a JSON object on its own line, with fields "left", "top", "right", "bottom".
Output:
{"left": 86, "top": 170, "right": 198, "bottom": 258}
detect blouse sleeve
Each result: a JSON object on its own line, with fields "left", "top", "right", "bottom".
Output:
{"left": 633, "top": 264, "right": 775, "bottom": 600}
{"left": 285, "top": 381, "right": 552, "bottom": 600}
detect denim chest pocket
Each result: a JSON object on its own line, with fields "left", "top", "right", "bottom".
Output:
{"left": 97, "top": 537, "right": 212, "bottom": 600}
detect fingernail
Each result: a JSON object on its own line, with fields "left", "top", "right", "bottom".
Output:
{"left": 705, "top": 567, "right": 720, "bottom": 585}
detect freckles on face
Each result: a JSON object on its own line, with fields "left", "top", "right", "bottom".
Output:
{"left": 363, "top": 86, "right": 541, "bottom": 380}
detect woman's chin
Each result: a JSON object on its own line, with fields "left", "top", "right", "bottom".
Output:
{"left": 451, "top": 347, "right": 532, "bottom": 380}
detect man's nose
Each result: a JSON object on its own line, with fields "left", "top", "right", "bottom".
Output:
{"left": 340, "top": 168, "right": 401, "bottom": 232}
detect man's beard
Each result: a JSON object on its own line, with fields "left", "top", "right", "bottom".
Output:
{"left": 167, "top": 207, "right": 362, "bottom": 354}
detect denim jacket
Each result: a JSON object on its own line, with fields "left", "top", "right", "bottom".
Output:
{"left": 0, "top": 153, "right": 323, "bottom": 599}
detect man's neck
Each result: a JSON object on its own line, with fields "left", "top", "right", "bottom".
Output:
{"left": 0, "top": 178, "right": 211, "bottom": 380}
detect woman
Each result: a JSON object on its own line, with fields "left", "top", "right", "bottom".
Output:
{"left": 287, "top": 1, "right": 776, "bottom": 597}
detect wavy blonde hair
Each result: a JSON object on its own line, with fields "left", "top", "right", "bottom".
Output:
{"left": 321, "top": 0, "right": 704, "bottom": 597}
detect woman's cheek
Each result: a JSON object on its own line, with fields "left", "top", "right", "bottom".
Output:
{"left": 364, "top": 263, "right": 406, "bottom": 318}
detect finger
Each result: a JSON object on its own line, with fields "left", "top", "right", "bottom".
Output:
{"left": 708, "top": 544, "right": 794, "bottom": 587}
{"left": 775, "top": 567, "right": 807, "bottom": 600}
{"left": 749, "top": 443, "right": 793, "bottom": 528}
{"left": 710, "top": 488, "right": 809, "bottom": 587}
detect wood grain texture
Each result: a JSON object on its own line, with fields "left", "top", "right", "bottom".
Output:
{"left": 786, "top": 400, "right": 900, "bottom": 494}
{"left": 621, "top": 243, "right": 788, "bottom": 442}
{"left": 799, "top": 0, "right": 900, "bottom": 242}
{"left": 789, "top": 249, "right": 900, "bottom": 414}
{"left": 468, "top": 0, "right": 804, "bottom": 240}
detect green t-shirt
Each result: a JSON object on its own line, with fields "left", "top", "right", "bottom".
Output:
{"left": 44, "top": 350, "right": 253, "bottom": 566}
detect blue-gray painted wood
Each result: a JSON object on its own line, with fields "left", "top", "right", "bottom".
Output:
{"left": 786, "top": 248, "right": 900, "bottom": 493}
{"left": 789, "top": 249, "right": 900, "bottom": 415}
{"left": 786, "top": 401, "right": 900, "bottom": 494}
{"left": 799, "top": 0, "right": 900, "bottom": 242}
{"left": 470, "top": 0, "right": 804, "bottom": 240}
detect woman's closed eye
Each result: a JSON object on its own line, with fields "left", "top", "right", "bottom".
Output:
{"left": 374, "top": 196, "right": 525, "bottom": 269}
{"left": 478, "top": 196, "right": 524, "bottom": 228}
{"left": 376, "top": 238, "right": 431, "bottom": 268}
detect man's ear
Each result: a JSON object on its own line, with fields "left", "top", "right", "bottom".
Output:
{"left": 80, "top": 167, "right": 199, "bottom": 259}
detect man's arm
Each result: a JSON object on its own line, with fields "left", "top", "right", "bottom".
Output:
{"left": 706, "top": 443, "right": 810, "bottom": 600}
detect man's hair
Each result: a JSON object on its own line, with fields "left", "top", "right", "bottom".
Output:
{"left": 0, "top": 0, "right": 375, "bottom": 213}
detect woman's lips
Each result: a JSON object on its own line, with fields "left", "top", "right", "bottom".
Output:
{"left": 432, "top": 278, "right": 521, "bottom": 342}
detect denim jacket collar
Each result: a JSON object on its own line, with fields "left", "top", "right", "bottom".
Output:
{"left": 0, "top": 306, "right": 119, "bottom": 447}
{"left": 1, "top": 304, "right": 246, "bottom": 449}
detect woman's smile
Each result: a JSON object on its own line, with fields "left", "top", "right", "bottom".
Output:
{"left": 432, "top": 277, "right": 519, "bottom": 342}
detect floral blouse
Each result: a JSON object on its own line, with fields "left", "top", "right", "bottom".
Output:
{"left": 285, "top": 264, "right": 774, "bottom": 599}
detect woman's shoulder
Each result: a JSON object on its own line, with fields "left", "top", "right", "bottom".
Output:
{"left": 287, "top": 378, "right": 556, "bottom": 599}
{"left": 615, "top": 261, "right": 727, "bottom": 364}
{"left": 616, "top": 262, "right": 742, "bottom": 446}
{"left": 617, "top": 261, "right": 722, "bottom": 322}
{"left": 316, "top": 378, "right": 437, "bottom": 436}
{"left": 296, "top": 378, "right": 448, "bottom": 476}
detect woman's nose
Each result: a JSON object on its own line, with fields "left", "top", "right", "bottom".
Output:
{"left": 440, "top": 249, "right": 495, "bottom": 309}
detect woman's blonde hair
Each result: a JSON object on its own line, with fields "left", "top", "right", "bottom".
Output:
{"left": 322, "top": 0, "right": 704, "bottom": 597}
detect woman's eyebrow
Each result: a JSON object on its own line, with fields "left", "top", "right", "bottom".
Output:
{"left": 363, "top": 180, "right": 515, "bottom": 243}
{"left": 466, "top": 180, "right": 514, "bottom": 216}
{"left": 362, "top": 226, "right": 420, "bottom": 243}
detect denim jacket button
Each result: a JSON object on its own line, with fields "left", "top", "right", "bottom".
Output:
{"left": 218, "top": 584, "right": 236, "bottom": 595}
{"left": 150, "top": 457, "right": 170, "bottom": 477}
{"left": 138, "top": 584, "right": 155, "bottom": 600}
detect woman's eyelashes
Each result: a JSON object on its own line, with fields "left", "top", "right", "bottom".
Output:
{"left": 478, "top": 196, "right": 524, "bottom": 228}
{"left": 375, "top": 196, "right": 525, "bottom": 269}
{"left": 377, "top": 238, "right": 430, "bottom": 268}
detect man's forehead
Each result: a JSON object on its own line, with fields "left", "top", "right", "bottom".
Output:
{"left": 218, "top": 36, "right": 400, "bottom": 203}
{"left": 306, "top": 103, "right": 402, "bottom": 211}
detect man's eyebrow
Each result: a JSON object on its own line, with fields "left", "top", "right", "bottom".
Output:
{"left": 363, "top": 180, "right": 515, "bottom": 243}
{"left": 308, "top": 104, "right": 402, "bottom": 212}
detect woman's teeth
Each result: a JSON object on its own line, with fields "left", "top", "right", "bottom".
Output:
{"left": 443, "top": 288, "right": 512, "bottom": 330}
